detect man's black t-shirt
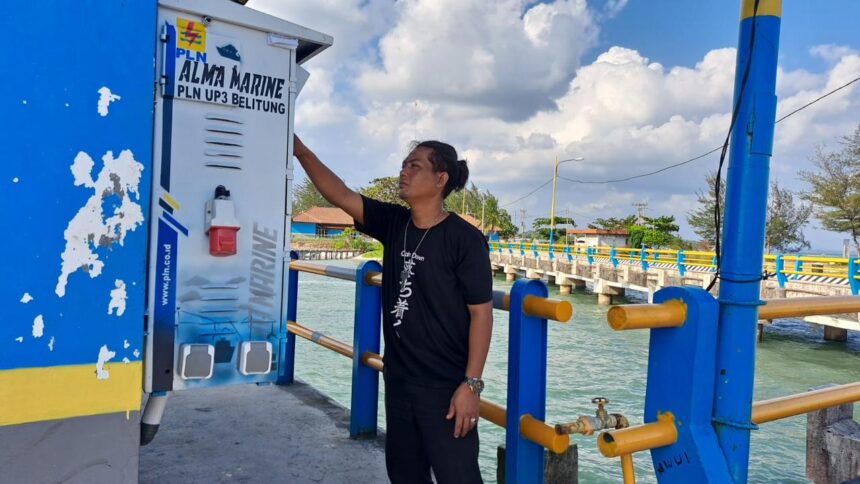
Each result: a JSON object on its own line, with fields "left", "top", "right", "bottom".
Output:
{"left": 355, "top": 196, "right": 493, "bottom": 388}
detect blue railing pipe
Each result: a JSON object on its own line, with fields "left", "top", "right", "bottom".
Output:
{"left": 505, "top": 279, "right": 550, "bottom": 483}
{"left": 712, "top": 1, "right": 782, "bottom": 481}
{"left": 278, "top": 251, "right": 300, "bottom": 384}
{"left": 350, "top": 260, "right": 383, "bottom": 438}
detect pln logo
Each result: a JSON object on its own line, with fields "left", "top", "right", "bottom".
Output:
{"left": 178, "top": 18, "right": 206, "bottom": 53}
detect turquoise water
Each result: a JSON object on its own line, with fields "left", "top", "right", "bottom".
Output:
{"left": 292, "top": 260, "right": 860, "bottom": 483}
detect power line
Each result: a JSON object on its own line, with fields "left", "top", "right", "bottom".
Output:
{"left": 557, "top": 75, "right": 860, "bottom": 186}
{"left": 500, "top": 178, "right": 552, "bottom": 207}
{"left": 496, "top": 74, "right": 860, "bottom": 206}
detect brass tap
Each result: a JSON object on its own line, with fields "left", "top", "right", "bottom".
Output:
{"left": 555, "top": 397, "right": 630, "bottom": 436}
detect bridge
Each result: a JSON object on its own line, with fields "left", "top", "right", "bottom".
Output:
{"left": 490, "top": 242, "right": 860, "bottom": 342}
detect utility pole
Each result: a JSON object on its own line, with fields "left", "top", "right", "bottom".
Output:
{"left": 519, "top": 208, "right": 527, "bottom": 238}
{"left": 633, "top": 202, "right": 648, "bottom": 225}
{"left": 461, "top": 189, "right": 467, "bottom": 214}
{"left": 480, "top": 192, "right": 486, "bottom": 233}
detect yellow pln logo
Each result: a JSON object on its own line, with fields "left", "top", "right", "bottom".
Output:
{"left": 177, "top": 18, "right": 206, "bottom": 53}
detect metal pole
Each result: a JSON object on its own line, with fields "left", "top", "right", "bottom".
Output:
{"left": 277, "top": 251, "right": 300, "bottom": 384}
{"left": 713, "top": 1, "right": 782, "bottom": 481}
{"left": 505, "top": 279, "right": 550, "bottom": 483}
{"left": 350, "top": 260, "right": 383, "bottom": 438}
{"left": 549, "top": 156, "right": 559, "bottom": 250}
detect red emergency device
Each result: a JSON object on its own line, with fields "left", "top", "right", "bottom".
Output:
{"left": 205, "top": 185, "right": 241, "bottom": 257}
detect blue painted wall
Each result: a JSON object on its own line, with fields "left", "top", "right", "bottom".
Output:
{"left": 293, "top": 222, "right": 317, "bottom": 236}
{"left": 0, "top": 1, "right": 157, "bottom": 370}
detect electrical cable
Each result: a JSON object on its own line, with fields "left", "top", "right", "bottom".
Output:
{"left": 706, "top": 0, "right": 760, "bottom": 291}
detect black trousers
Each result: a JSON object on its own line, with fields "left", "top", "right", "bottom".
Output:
{"left": 384, "top": 381, "right": 483, "bottom": 484}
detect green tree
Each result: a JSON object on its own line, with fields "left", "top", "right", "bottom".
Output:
{"left": 360, "top": 177, "right": 406, "bottom": 206}
{"left": 293, "top": 178, "right": 332, "bottom": 213}
{"left": 588, "top": 216, "right": 637, "bottom": 231}
{"left": 531, "top": 217, "right": 575, "bottom": 241}
{"left": 801, "top": 125, "right": 860, "bottom": 254}
{"left": 444, "top": 184, "right": 517, "bottom": 238}
{"left": 641, "top": 215, "right": 680, "bottom": 247}
{"left": 686, "top": 171, "right": 725, "bottom": 247}
{"left": 689, "top": 171, "right": 813, "bottom": 253}
{"left": 766, "top": 181, "right": 812, "bottom": 253}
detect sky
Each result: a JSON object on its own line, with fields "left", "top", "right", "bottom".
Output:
{"left": 249, "top": 0, "right": 860, "bottom": 252}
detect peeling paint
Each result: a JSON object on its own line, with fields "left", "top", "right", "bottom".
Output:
{"left": 108, "top": 279, "right": 127, "bottom": 316}
{"left": 22, "top": 100, "right": 27, "bottom": 105}
{"left": 48, "top": 337, "right": 55, "bottom": 351}
{"left": 122, "top": 357, "right": 130, "bottom": 364}
{"left": 133, "top": 349, "right": 140, "bottom": 358}
{"left": 56, "top": 150, "right": 144, "bottom": 297}
{"left": 97, "top": 87, "right": 120, "bottom": 116}
{"left": 12, "top": 177, "right": 19, "bottom": 184}
{"left": 32, "top": 315, "right": 44, "bottom": 338}
{"left": 20, "top": 293, "right": 33, "bottom": 303}
{"left": 15, "top": 337, "right": 23, "bottom": 343}
{"left": 123, "top": 339, "right": 130, "bottom": 349}
{"left": 96, "top": 345, "right": 116, "bottom": 380}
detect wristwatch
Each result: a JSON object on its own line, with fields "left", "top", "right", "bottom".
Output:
{"left": 464, "top": 376, "right": 484, "bottom": 396}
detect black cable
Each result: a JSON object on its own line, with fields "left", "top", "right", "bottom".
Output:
{"left": 706, "top": 0, "right": 760, "bottom": 291}
{"left": 500, "top": 178, "right": 553, "bottom": 207}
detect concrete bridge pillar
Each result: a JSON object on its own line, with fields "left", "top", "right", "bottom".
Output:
{"left": 823, "top": 326, "right": 848, "bottom": 342}
{"left": 504, "top": 265, "right": 518, "bottom": 283}
{"left": 526, "top": 269, "right": 542, "bottom": 280}
{"left": 572, "top": 279, "right": 586, "bottom": 290}
{"left": 594, "top": 280, "right": 624, "bottom": 306}
{"left": 556, "top": 274, "right": 573, "bottom": 295}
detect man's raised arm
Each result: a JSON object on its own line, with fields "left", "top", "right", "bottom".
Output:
{"left": 293, "top": 134, "right": 364, "bottom": 225}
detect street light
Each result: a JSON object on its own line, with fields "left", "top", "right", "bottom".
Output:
{"left": 550, "top": 156, "right": 584, "bottom": 251}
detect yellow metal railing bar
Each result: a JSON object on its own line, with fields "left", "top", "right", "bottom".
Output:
{"left": 608, "top": 296, "right": 860, "bottom": 328}
{"left": 289, "top": 261, "right": 573, "bottom": 322}
{"left": 288, "top": 320, "right": 570, "bottom": 454}
{"left": 607, "top": 300, "right": 687, "bottom": 330}
{"left": 751, "top": 381, "right": 860, "bottom": 424}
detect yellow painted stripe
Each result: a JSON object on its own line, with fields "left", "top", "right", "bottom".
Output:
{"left": 0, "top": 362, "right": 142, "bottom": 426}
{"left": 741, "top": 0, "right": 782, "bottom": 19}
{"left": 163, "top": 193, "right": 181, "bottom": 211}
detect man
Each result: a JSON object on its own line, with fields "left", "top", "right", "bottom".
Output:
{"left": 293, "top": 135, "right": 493, "bottom": 483}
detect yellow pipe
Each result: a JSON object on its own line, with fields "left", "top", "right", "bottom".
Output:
{"left": 758, "top": 296, "right": 860, "bottom": 320}
{"left": 365, "top": 271, "right": 383, "bottom": 286}
{"left": 752, "top": 381, "right": 860, "bottom": 424}
{"left": 289, "top": 260, "right": 332, "bottom": 277}
{"left": 598, "top": 413, "right": 677, "bottom": 458}
{"left": 500, "top": 294, "right": 573, "bottom": 322}
{"left": 620, "top": 454, "right": 636, "bottom": 484}
{"left": 520, "top": 414, "right": 570, "bottom": 455}
{"left": 480, "top": 399, "right": 507, "bottom": 428}
{"left": 287, "top": 321, "right": 354, "bottom": 358}
{"left": 607, "top": 300, "right": 686, "bottom": 331}
{"left": 361, "top": 351, "right": 384, "bottom": 372}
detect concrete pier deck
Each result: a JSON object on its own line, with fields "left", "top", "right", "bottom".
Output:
{"left": 140, "top": 381, "right": 388, "bottom": 483}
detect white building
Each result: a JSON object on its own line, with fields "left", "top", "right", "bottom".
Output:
{"left": 566, "top": 229, "right": 630, "bottom": 248}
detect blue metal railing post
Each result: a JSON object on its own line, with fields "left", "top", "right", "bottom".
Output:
{"left": 350, "top": 260, "right": 383, "bottom": 438}
{"left": 610, "top": 247, "right": 618, "bottom": 268}
{"left": 849, "top": 258, "right": 860, "bottom": 295}
{"left": 277, "top": 251, "right": 300, "bottom": 385}
{"left": 713, "top": 2, "right": 782, "bottom": 481}
{"left": 505, "top": 279, "right": 549, "bottom": 483}
{"left": 793, "top": 257, "right": 803, "bottom": 281}
{"left": 678, "top": 250, "right": 687, "bottom": 277}
{"left": 641, "top": 244, "right": 649, "bottom": 272}
{"left": 587, "top": 247, "right": 594, "bottom": 266}
{"left": 775, "top": 255, "right": 787, "bottom": 288}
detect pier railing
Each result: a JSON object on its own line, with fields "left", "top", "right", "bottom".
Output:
{"left": 597, "top": 289, "right": 860, "bottom": 482}
{"left": 282, "top": 254, "right": 574, "bottom": 482}
{"left": 490, "top": 242, "right": 859, "bottom": 291}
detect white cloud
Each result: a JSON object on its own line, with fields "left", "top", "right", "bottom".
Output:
{"left": 247, "top": 1, "right": 859, "bottom": 250}
{"left": 357, "top": 0, "right": 599, "bottom": 121}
